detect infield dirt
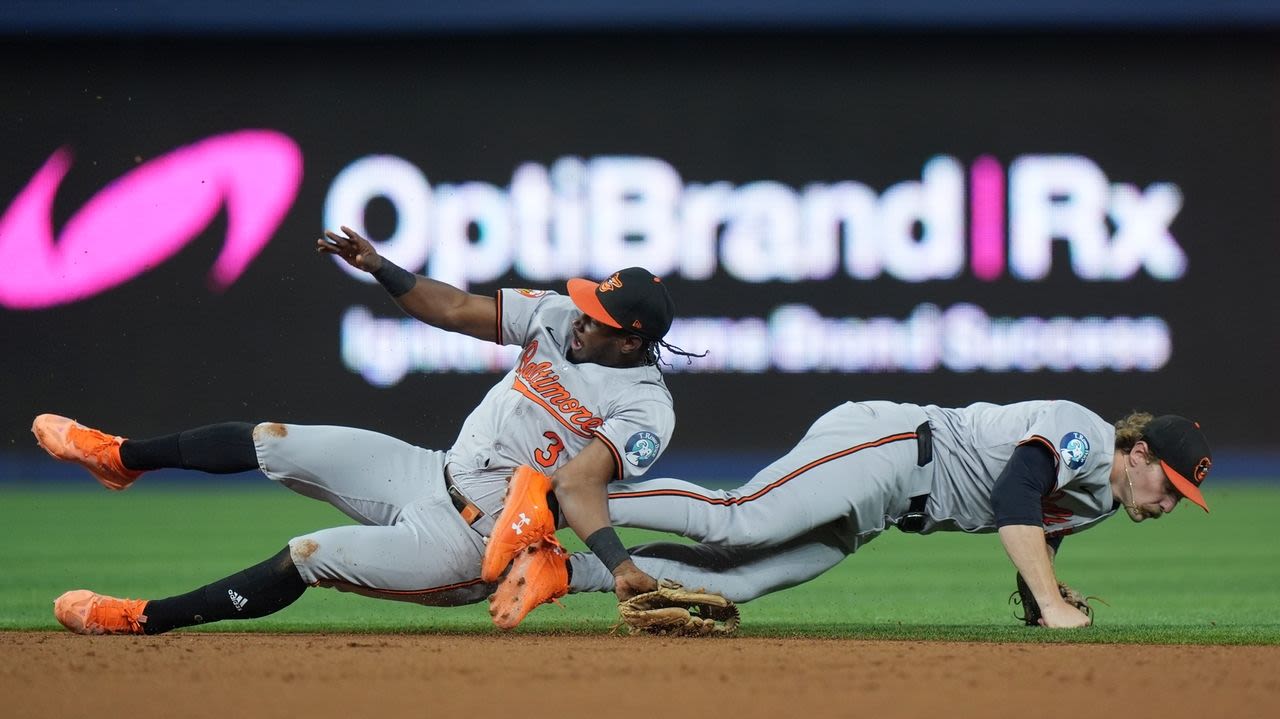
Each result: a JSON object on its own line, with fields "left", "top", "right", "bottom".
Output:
{"left": 3, "top": 632, "right": 1276, "bottom": 718}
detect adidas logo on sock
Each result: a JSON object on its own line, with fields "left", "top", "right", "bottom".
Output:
{"left": 227, "top": 589, "right": 248, "bottom": 612}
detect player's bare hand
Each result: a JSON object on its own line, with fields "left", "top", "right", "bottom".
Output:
{"left": 317, "top": 225, "right": 384, "bottom": 273}
{"left": 1038, "top": 600, "right": 1093, "bottom": 628}
{"left": 612, "top": 560, "right": 658, "bottom": 601}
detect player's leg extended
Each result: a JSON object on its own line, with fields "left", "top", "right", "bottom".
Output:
{"left": 53, "top": 450, "right": 487, "bottom": 634}
{"left": 252, "top": 423, "right": 446, "bottom": 526}
{"left": 54, "top": 546, "right": 308, "bottom": 635}
{"left": 567, "top": 524, "right": 861, "bottom": 603}
{"left": 34, "top": 415, "right": 435, "bottom": 528}
{"left": 31, "top": 414, "right": 257, "bottom": 490}
{"left": 288, "top": 492, "right": 491, "bottom": 608}
{"left": 606, "top": 402, "right": 923, "bottom": 549}
{"left": 261, "top": 431, "right": 491, "bottom": 604}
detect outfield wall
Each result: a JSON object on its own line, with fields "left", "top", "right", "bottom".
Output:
{"left": 2, "top": 34, "right": 1277, "bottom": 480}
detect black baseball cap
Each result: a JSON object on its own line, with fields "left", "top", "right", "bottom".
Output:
{"left": 1143, "top": 415, "right": 1212, "bottom": 512}
{"left": 567, "top": 267, "right": 674, "bottom": 341}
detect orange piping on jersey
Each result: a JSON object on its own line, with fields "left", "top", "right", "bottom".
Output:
{"left": 494, "top": 290, "right": 504, "bottom": 344}
{"left": 371, "top": 578, "right": 487, "bottom": 595}
{"left": 609, "top": 432, "right": 918, "bottom": 505}
{"left": 1018, "top": 435, "right": 1060, "bottom": 469}
{"left": 595, "top": 431, "right": 624, "bottom": 480}
{"left": 319, "top": 577, "right": 487, "bottom": 601}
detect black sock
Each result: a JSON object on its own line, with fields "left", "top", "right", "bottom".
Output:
{"left": 142, "top": 546, "right": 308, "bottom": 634}
{"left": 119, "top": 422, "right": 257, "bottom": 473}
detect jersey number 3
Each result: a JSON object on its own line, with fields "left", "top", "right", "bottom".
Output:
{"left": 534, "top": 431, "right": 564, "bottom": 468}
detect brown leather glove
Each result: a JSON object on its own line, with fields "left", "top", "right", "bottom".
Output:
{"left": 617, "top": 580, "right": 740, "bottom": 636}
{"left": 1010, "top": 572, "right": 1100, "bottom": 626}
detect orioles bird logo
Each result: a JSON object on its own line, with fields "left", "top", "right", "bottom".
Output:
{"left": 598, "top": 273, "right": 623, "bottom": 292}
{"left": 1194, "top": 457, "right": 1212, "bottom": 483}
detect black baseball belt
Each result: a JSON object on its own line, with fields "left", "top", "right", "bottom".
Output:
{"left": 896, "top": 421, "right": 933, "bottom": 533}
{"left": 445, "top": 469, "right": 487, "bottom": 529}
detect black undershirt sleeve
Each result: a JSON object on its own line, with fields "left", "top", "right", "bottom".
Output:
{"left": 991, "top": 442, "right": 1058, "bottom": 528}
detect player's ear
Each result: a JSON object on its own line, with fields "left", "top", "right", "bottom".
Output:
{"left": 1132, "top": 440, "right": 1155, "bottom": 465}
{"left": 618, "top": 334, "right": 645, "bottom": 356}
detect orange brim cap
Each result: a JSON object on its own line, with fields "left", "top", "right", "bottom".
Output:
{"left": 1161, "top": 459, "right": 1209, "bottom": 513}
{"left": 567, "top": 278, "right": 621, "bottom": 329}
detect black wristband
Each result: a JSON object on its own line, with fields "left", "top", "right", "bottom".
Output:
{"left": 584, "top": 527, "right": 630, "bottom": 573}
{"left": 371, "top": 258, "right": 417, "bottom": 297}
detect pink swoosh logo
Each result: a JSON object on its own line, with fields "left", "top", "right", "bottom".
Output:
{"left": 0, "top": 130, "right": 302, "bottom": 309}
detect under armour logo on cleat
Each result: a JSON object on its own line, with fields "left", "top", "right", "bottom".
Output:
{"left": 512, "top": 513, "right": 532, "bottom": 535}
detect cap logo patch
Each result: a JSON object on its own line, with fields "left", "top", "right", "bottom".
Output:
{"left": 625, "top": 431, "right": 661, "bottom": 468}
{"left": 599, "top": 273, "right": 623, "bottom": 292}
{"left": 514, "top": 288, "right": 546, "bottom": 298}
{"left": 1194, "top": 457, "right": 1212, "bottom": 484}
{"left": 1059, "top": 432, "right": 1090, "bottom": 470}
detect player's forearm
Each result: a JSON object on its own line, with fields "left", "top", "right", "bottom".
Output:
{"left": 380, "top": 271, "right": 496, "bottom": 341}
{"left": 392, "top": 277, "right": 462, "bottom": 323}
{"left": 998, "top": 524, "right": 1062, "bottom": 608}
{"left": 552, "top": 473, "right": 614, "bottom": 544}
{"left": 557, "top": 479, "right": 651, "bottom": 594}
{"left": 550, "top": 439, "right": 645, "bottom": 582}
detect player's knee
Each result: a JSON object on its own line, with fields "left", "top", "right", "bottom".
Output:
{"left": 286, "top": 537, "right": 322, "bottom": 582}
{"left": 252, "top": 422, "right": 289, "bottom": 443}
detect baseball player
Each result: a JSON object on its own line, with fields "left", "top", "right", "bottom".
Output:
{"left": 490, "top": 399, "right": 1212, "bottom": 629}
{"left": 32, "top": 225, "right": 693, "bottom": 635}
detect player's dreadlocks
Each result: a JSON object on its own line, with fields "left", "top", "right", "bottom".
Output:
{"left": 644, "top": 337, "right": 708, "bottom": 368}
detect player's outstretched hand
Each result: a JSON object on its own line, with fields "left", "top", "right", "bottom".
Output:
{"left": 1010, "top": 573, "right": 1097, "bottom": 628}
{"left": 317, "top": 225, "right": 384, "bottom": 273}
{"left": 612, "top": 560, "right": 659, "bottom": 601}
{"left": 1038, "top": 600, "right": 1093, "bottom": 628}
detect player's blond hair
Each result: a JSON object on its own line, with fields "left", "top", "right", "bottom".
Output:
{"left": 1114, "top": 411, "right": 1156, "bottom": 458}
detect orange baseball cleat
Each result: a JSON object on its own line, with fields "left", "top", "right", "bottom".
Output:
{"left": 31, "top": 414, "right": 143, "bottom": 491}
{"left": 53, "top": 590, "right": 148, "bottom": 635}
{"left": 480, "top": 465, "right": 556, "bottom": 582}
{"left": 488, "top": 538, "right": 569, "bottom": 630}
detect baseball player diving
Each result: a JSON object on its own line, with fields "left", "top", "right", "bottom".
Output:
{"left": 488, "top": 399, "right": 1212, "bottom": 629}
{"left": 31, "top": 225, "right": 698, "bottom": 635}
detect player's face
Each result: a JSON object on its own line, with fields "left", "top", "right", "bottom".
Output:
{"left": 1121, "top": 458, "right": 1182, "bottom": 523}
{"left": 568, "top": 313, "right": 628, "bottom": 366}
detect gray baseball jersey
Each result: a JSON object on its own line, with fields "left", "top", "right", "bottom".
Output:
{"left": 255, "top": 288, "right": 674, "bottom": 606}
{"left": 580, "top": 400, "right": 1119, "bottom": 600}
{"left": 922, "top": 399, "right": 1118, "bottom": 538}
{"left": 447, "top": 289, "right": 676, "bottom": 517}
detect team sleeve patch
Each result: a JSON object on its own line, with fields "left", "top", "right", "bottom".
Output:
{"left": 624, "top": 431, "right": 661, "bottom": 468}
{"left": 1058, "top": 432, "right": 1091, "bottom": 470}
{"left": 514, "top": 288, "right": 547, "bottom": 298}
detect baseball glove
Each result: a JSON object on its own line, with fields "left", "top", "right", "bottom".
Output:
{"left": 1009, "top": 572, "right": 1102, "bottom": 626}
{"left": 617, "top": 580, "right": 740, "bottom": 636}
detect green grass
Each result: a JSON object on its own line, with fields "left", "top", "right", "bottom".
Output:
{"left": 2, "top": 481, "right": 1278, "bottom": 643}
